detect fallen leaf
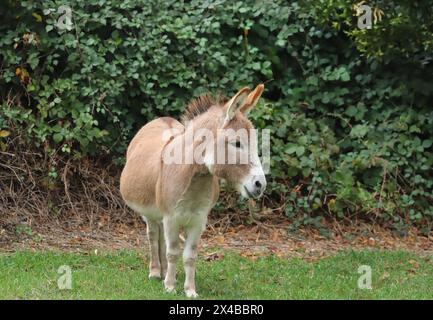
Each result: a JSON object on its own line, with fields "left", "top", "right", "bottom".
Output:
{"left": 15, "top": 67, "right": 30, "bottom": 84}
{"left": 409, "top": 259, "right": 420, "bottom": 269}
{"left": 32, "top": 12, "right": 42, "bottom": 22}
{"left": 0, "top": 130, "right": 10, "bottom": 138}
{"left": 270, "top": 229, "right": 281, "bottom": 242}
{"left": 380, "top": 272, "right": 390, "bottom": 280}
{"left": 204, "top": 251, "right": 224, "bottom": 262}
{"left": 213, "top": 235, "right": 225, "bottom": 244}
{"left": 240, "top": 251, "right": 258, "bottom": 261}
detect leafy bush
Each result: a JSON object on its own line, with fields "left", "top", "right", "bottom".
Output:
{"left": 0, "top": 0, "right": 432, "bottom": 232}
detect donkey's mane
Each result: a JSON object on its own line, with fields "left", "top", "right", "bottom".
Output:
{"left": 182, "top": 93, "right": 227, "bottom": 122}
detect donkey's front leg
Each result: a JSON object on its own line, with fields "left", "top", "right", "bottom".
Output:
{"left": 163, "top": 216, "right": 180, "bottom": 293}
{"left": 183, "top": 218, "right": 206, "bottom": 298}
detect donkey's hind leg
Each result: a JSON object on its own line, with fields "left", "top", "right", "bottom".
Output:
{"left": 146, "top": 219, "right": 162, "bottom": 279}
{"left": 158, "top": 221, "right": 167, "bottom": 278}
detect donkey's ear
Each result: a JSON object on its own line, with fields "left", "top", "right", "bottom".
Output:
{"left": 239, "top": 84, "right": 264, "bottom": 115}
{"left": 223, "top": 87, "right": 250, "bottom": 124}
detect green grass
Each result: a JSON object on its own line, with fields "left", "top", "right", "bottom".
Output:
{"left": 0, "top": 249, "right": 432, "bottom": 299}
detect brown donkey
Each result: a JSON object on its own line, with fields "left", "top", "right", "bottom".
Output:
{"left": 120, "top": 84, "right": 266, "bottom": 297}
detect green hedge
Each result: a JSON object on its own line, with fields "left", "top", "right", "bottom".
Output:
{"left": 1, "top": 0, "right": 432, "bottom": 232}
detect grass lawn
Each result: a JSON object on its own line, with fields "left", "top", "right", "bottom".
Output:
{"left": 0, "top": 249, "right": 432, "bottom": 299}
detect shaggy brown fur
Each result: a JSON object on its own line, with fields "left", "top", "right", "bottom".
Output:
{"left": 182, "top": 94, "right": 228, "bottom": 122}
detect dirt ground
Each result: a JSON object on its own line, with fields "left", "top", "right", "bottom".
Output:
{"left": 1, "top": 154, "right": 431, "bottom": 260}
{"left": 1, "top": 211, "right": 432, "bottom": 260}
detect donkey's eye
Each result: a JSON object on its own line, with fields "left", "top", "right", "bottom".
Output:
{"left": 231, "top": 141, "right": 242, "bottom": 148}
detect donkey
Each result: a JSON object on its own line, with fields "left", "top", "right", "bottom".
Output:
{"left": 120, "top": 84, "right": 266, "bottom": 297}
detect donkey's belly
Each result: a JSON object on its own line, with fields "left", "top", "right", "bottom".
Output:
{"left": 125, "top": 202, "right": 163, "bottom": 221}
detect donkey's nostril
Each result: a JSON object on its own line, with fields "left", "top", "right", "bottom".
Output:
{"left": 255, "top": 180, "right": 262, "bottom": 188}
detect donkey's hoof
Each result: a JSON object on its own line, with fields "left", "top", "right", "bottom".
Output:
{"left": 148, "top": 270, "right": 161, "bottom": 280}
{"left": 164, "top": 279, "right": 176, "bottom": 293}
{"left": 185, "top": 290, "right": 198, "bottom": 299}
{"left": 164, "top": 284, "right": 176, "bottom": 294}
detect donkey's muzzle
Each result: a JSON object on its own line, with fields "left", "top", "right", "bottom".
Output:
{"left": 244, "top": 176, "right": 266, "bottom": 198}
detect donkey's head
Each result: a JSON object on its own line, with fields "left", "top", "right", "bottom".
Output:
{"left": 206, "top": 85, "right": 267, "bottom": 198}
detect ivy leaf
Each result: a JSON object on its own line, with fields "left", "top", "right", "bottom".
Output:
{"left": 296, "top": 146, "right": 305, "bottom": 157}
{"left": 340, "top": 70, "right": 350, "bottom": 82}
{"left": 350, "top": 125, "right": 369, "bottom": 138}
{"left": 422, "top": 139, "right": 433, "bottom": 148}
{"left": 334, "top": 170, "right": 354, "bottom": 186}
{"left": 285, "top": 144, "right": 297, "bottom": 155}
{"left": 345, "top": 105, "right": 358, "bottom": 117}
{"left": 27, "top": 52, "right": 39, "bottom": 69}
{"left": 53, "top": 133, "right": 63, "bottom": 143}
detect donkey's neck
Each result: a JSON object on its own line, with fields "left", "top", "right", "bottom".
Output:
{"left": 181, "top": 106, "right": 222, "bottom": 175}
